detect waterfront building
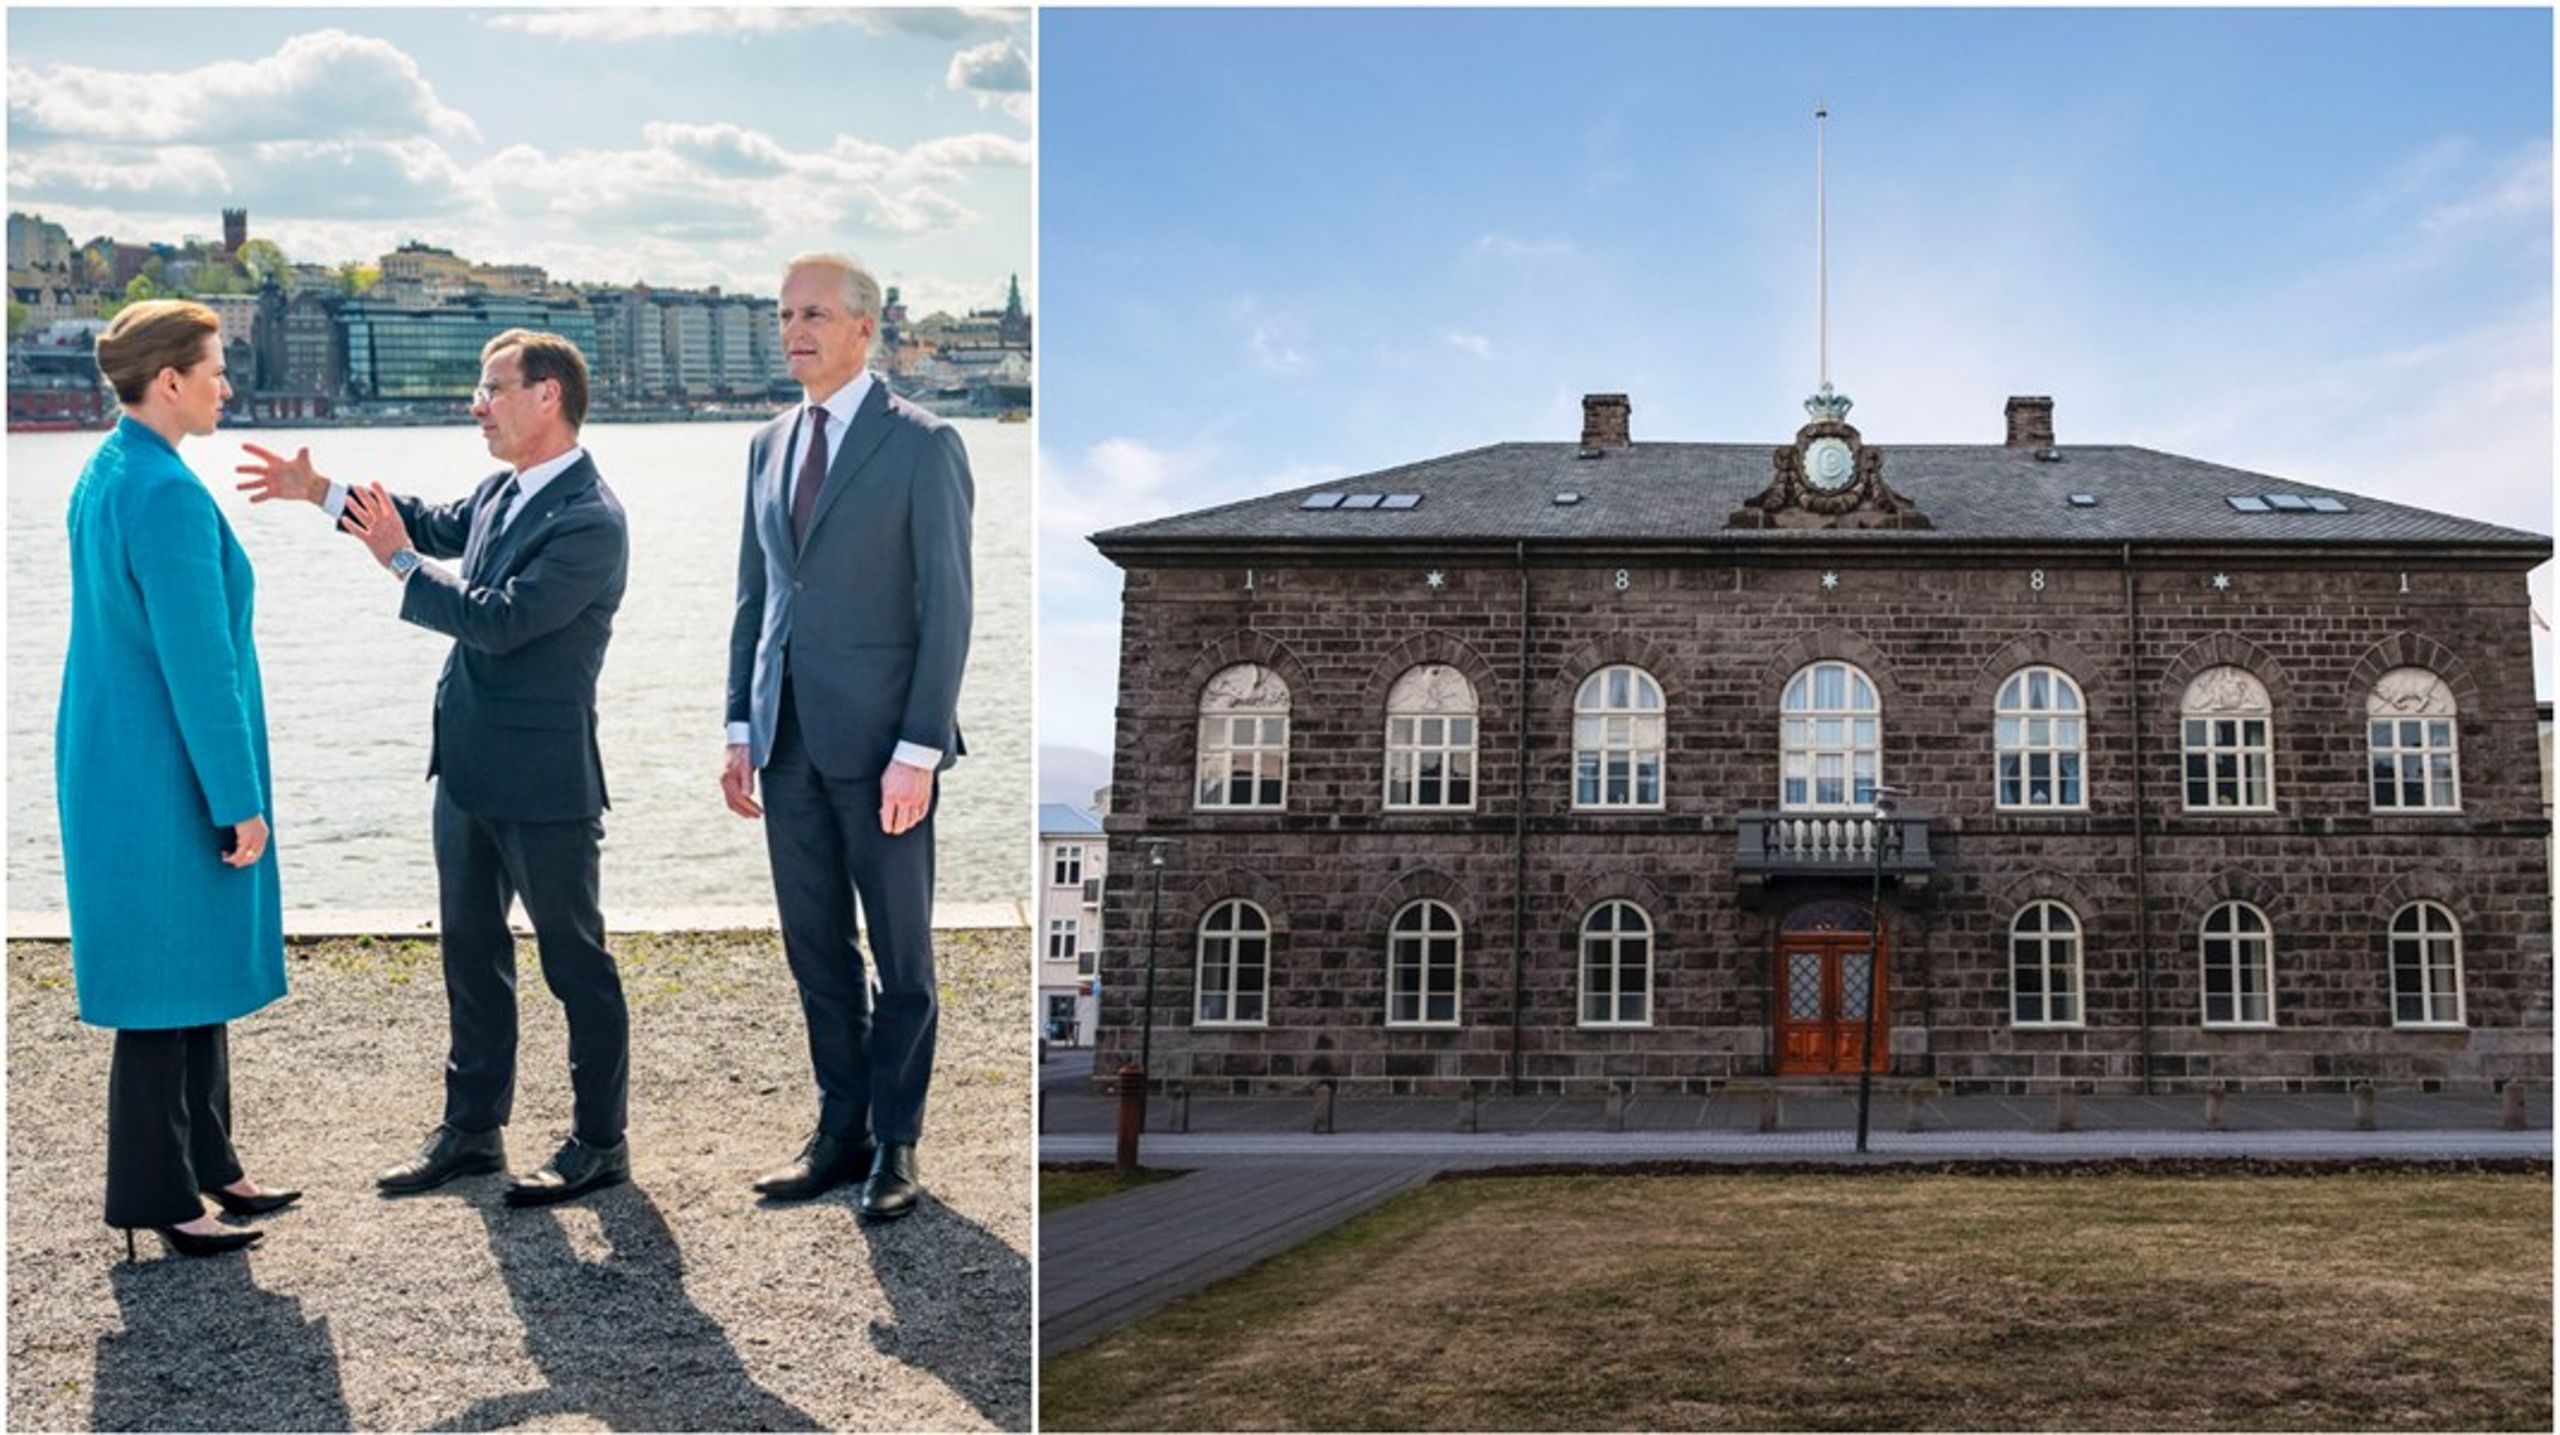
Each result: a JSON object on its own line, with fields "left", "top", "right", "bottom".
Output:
{"left": 712, "top": 294, "right": 762, "bottom": 396}
{"left": 1090, "top": 390, "right": 2552, "bottom": 1095}
{"left": 376, "top": 241, "right": 477, "bottom": 304}
{"left": 338, "top": 293, "right": 597, "bottom": 404}
{"left": 587, "top": 286, "right": 669, "bottom": 405}
{"left": 8, "top": 271, "right": 98, "bottom": 328}
{"left": 661, "top": 295, "right": 717, "bottom": 396}
{"left": 8, "top": 212, "right": 75, "bottom": 272}
{"left": 6, "top": 319, "right": 111, "bottom": 428}
{"left": 1040, "top": 803, "right": 1106, "bottom": 1046}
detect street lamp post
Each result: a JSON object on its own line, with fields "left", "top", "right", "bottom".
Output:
{"left": 1855, "top": 786, "right": 1903, "bottom": 1155}
{"left": 1117, "top": 838, "right": 1175, "bottom": 1174}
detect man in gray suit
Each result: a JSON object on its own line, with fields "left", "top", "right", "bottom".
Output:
{"left": 723, "top": 252, "right": 973, "bottom": 1220}
{"left": 236, "top": 329, "right": 631, "bottom": 1207}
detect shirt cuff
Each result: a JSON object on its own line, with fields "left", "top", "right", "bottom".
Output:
{"left": 323, "top": 481, "right": 348, "bottom": 520}
{"left": 725, "top": 722, "right": 752, "bottom": 746}
{"left": 892, "top": 741, "right": 941, "bottom": 771}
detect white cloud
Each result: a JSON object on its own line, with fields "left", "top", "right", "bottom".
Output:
{"left": 907, "top": 133, "right": 1035, "bottom": 170}
{"left": 1471, "top": 233, "right": 1575, "bottom": 260}
{"left": 483, "top": 8, "right": 1021, "bottom": 42}
{"left": 946, "top": 37, "right": 1033, "bottom": 95}
{"left": 641, "top": 121, "right": 797, "bottom": 178}
{"left": 2419, "top": 148, "right": 2553, "bottom": 239}
{"left": 1248, "top": 325, "right": 1306, "bottom": 374}
{"left": 1444, "top": 330, "right": 1494, "bottom": 360}
{"left": 8, "top": 29, "right": 478, "bottom": 146}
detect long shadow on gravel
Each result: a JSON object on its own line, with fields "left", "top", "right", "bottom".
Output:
{"left": 861, "top": 1199, "right": 1033, "bottom": 1429}
{"left": 93, "top": 1252, "right": 352, "bottom": 1431}
{"left": 430, "top": 1187, "right": 822, "bottom": 1432}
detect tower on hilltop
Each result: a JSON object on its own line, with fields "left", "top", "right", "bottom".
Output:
{"left": 222, "top": 208, "right": 247, "bottom": 257}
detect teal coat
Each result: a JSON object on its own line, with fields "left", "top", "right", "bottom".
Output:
{"left": 56, "top": 417, "right": 285, "bottom": 1029}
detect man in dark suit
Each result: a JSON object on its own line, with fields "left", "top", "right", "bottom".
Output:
{"left": 236, "top": 329, "right": 631, "bottom": 1206}
{"left": 722, "top": 252, "right": 973, "bottom": 1220}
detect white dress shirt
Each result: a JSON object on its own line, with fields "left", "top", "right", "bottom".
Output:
{"left": 324, "top": 444, "right": 587, "bottom": 535}
{"left": 726, "top": 374, "right": 940, "bottom": 772}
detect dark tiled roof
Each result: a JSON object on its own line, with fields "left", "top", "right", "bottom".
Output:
{"left": 1094, "top": 443, "right": 2550, "bottom": 553}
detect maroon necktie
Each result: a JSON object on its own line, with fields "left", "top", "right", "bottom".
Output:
{"left": 791, "top": 405, "right": 828, "bottom": 546}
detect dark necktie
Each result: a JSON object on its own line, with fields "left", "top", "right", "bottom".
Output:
{"left": 469, "top": 475, "right": 519, "bottom": 578}
{"left": 791, "top": 406, "right": 828, "bottom": 546}
{"left": 489, "top": 474, "right": 521, "bottom": 533}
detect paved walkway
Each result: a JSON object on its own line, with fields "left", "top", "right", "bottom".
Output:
{"left": 1038, "top": 1064, "right": 2551, "bottom": 1358}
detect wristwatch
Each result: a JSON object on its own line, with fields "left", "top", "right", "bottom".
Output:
{"left": 388, "top": 547, "right": 421, "bottom": 581}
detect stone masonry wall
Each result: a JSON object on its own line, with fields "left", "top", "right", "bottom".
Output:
{"left": 1095, "top": 549, "right": 2552, "bottom": 1093}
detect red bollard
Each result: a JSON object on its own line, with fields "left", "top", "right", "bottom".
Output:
{"left": 1114, "top": 1063, "right": 1146, "bottom": 1175}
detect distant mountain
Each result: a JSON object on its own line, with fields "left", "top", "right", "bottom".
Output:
{"left": 1039, "top": 744, "right": 1113, "bottom": 809}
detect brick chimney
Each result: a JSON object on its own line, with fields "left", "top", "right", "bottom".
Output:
{"left": 2005, "top": 395, "right": 2055, "bottom": 450}
{"left": 1580, "top": 393, "right": 1630, "bottom": 453}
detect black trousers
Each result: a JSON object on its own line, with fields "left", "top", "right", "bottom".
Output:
{"left": 432, "top": 782, "right": 629, "bottom": 1147}
{"left": 105, "top": 1024, "right": 243, "bottom": 1228}
{"left": 762, "top": 693, "right": 940, "bottom": 1146}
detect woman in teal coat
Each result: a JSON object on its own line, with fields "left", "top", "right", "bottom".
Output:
{"left": 58, "top": 300, "right": 298, "bottom": 1259}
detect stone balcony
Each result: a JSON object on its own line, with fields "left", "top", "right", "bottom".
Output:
{"left": 1733, "top": 808, "right": 1938, "bottom": 903}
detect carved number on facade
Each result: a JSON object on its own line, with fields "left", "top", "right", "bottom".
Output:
{"left": 2030, "top": 569, "right": 2046, "bottom": 593}
{"left": 1614, "top": 569, "right": 1631, "bottom": 592}
{"left": 2399, "top": 572, "right": 2411, "bottom": 594}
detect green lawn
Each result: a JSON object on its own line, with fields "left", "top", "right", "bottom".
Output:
{"left": 1042, "top": 1169, "right": 2552, "bottom": 1431}
{"left": 1041, "top": 1163, "right": 1182, "bottom": 1214}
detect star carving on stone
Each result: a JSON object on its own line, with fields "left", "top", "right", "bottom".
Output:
{"left": 2211, "top": 573, "right": 2232, "bottom": 591}
{"left": 1821, "top": 572, "right": 1840, "bottom": 590}
{"left": 1424, "top": 570, "right": 1446, "bottom": 590}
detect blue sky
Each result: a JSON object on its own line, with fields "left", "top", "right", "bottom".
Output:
{"left": 1038, "top": 7, "right": 2554, "bottom": 790}
{"left": 8, "top": 7, "right": 1033, "bottom": 313}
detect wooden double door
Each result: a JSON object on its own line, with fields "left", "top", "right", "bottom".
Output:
{"left": 1776, "top": 931, "right": 1890, "bottom": 1075}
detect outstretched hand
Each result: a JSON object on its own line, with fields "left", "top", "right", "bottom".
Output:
{"left": 233, "top": 444, "right": 328, "bottom": 506}
{"left": 340, "top": 482, "right": 413, "bottom": 568}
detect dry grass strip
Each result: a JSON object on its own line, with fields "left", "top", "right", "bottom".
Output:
{"left": 1041, "top": 1167, "right": 2551, "bottom": 1431}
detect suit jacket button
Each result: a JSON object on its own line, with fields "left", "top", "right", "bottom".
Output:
{"left": 794, "top": 580, "right": 805, "bottom": 591}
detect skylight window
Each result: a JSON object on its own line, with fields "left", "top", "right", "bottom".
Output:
{"left": 1380, "top": 494, "right": 1422, "bottom": 510}
{"left": 1339, "top": 494, "right": 1383, "bottom": 510}
{"left": 2305, "top": 496, "right": 2348, "bottom": 513}
{"left": 2264, "top": 493, "right": 2313, "bottom": 512}
{"left": 2226, "top": 496, "right": 2271, "bottom": 512}
{"left": 1300, "top": 493, "right": 1345, "bottom": 509}
{"left": 2068, "top": 494, "right": 2099, "bottom": 508}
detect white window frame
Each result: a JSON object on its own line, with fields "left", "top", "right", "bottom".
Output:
{"left": 2388, "top": 901, "right": 2465, "bottom": 1028}
{"left": 2368, "top": 668, "right": 2461, "bottom": 814}
{"left": 2009, "top": 901, "right": 2086, "bottom": 1028}
{"left": 1572, "top": 665, "right": 1666, "bottom": 810}
{"left": 1051, "top": 843, "right": 1085, "bottom": 888}
{"left": 1995, "top": 666, "right": 2088, "bottom": 811}
{"left": 2200, "top": 901, "right": 2275, "bottom": 1028}
{"left": 1195, "top": 899, "right": 1271, "bottom": 1027}
{"left": 1578, "top": 901, "right": 1654, "bottom": 1028}
{"left": 1383, "top": 664, "right": 1480, "bottom": 811}
{"left": 1046, "top": 918, "right": 1079, "bottom": 966}
{"left": 1780, "top": 660, "right": 1881, "bottom": 812}
{"left": 1196, "top": 663, "right": 1290, "bottom": 811}
{"left": 2181, "top": 666, "right": 2274, "bottom": 812}
{"left": 1387, "top": 899, "right": 1463, "bottom": 1027}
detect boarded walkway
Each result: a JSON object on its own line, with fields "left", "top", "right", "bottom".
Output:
{"left": 1040, "top": 1163, "right": 1438, "bottom": 1357}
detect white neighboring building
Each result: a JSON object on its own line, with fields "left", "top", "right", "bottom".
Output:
{"left": 1038, "top": 802, "right": 1103, "bottom": 1045}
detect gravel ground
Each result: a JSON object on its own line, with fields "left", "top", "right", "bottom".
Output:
{"left": 7, "top": 930, "right": 1032, "bottom": 1432}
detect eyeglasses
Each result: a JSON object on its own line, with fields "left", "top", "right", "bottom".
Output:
{"left": 472, "top": 379, "right": 527, "bottom": 404}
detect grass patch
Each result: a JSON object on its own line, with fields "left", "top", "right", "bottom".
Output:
{"left": 1042, "top": 1164, "right": 1182, "bottom": 1215}
{"left": 1041, "top": 1170, "right": 2552, "bottom": 1431}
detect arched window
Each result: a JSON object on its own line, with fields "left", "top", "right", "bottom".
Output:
{"left": 2200, "top": 901, "right": 2274, "bottom": 1027}
{"left": 2181, "top": 667, "right": 2272, "bottom": 811}
{"left": 1196, "top": 664, "right": 1289, "bottom": 810}
{"left": 1781, "top": 661, "right": 1880, "bottom": 810}
{"left": 2389, "top": 902, "right": 2464, "bottom": 1027}
{"left": 2368, "top": 668, "right": 2460, "bottom": 812}
{"left": 1383, "top": 664, "right": 1478, "bottom": 810}
{"left": 1195, "top": 900, "right": 1271, "bottom": 1026}
{"left": 2010, "top": 902, "right": 2084, "bottom": 1027}
{"left": 1572, "top": 665, "right": 1665, "bottom": 809}
{"left": 1387, "top": 900, "right": 1462, "bottom": 1026}
{"left": 1996, "top": 666, "right": 2086, "bottom": 809}
{"left": 1579, "top": 901, "right": 1653, "bottom": 1027}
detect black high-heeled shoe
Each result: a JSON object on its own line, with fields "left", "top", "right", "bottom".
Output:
{"left": 121, "top": 1225, "right": 263, "bottom": 1261}
{"left": 202, "top": 1185, "right": 301, "bottom": 1217}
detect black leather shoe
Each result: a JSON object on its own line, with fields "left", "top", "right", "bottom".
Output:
{"left": 202, "top": 1184, "right": 301, "bottom": 1217}
{"left": 377, "top": 1125, "right": 505, "bottom": 1195}
{"left": 857, "top": 1144, "right": 922, "bottom": 1223}
{"left": 503, "top": 1137, "right": 630, "bottom": 1208}
{"left": 753, "top": 1131, "right": 873, "bottom": 1202}
{"left": 122, "top": 1225, "right": 263, "bottom": 1261}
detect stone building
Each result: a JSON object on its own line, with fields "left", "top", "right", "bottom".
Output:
{"left": 1088, "top": 390, "right": 2552, "bottom": 1095}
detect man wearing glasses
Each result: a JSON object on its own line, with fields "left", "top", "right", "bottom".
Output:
{"left": 235, "top": 329, "right": 633, "bottom": 1207}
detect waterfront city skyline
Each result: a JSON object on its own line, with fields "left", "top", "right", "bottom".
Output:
{"left": 1037, "top": 8, "right": 2553, "bottom": 797}
{"left": 6, "top": 7, "right": 1034, "bottom": 318}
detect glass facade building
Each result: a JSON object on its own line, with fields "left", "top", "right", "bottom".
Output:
{"left": 339, "top": 296, "right": 599, "bottom": 403}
